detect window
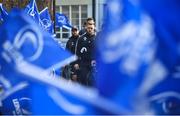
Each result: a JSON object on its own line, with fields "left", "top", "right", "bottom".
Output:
{"left": 62, "top": 6, "right": 69, "bottom": 17}
{"left": 56, "top": 5, "right": 88, "bottom": 39}
{"left": 62, "top": 28, "right": 70, "bottom": 39}
{"left": 72, "top": 5, "right": 79, "bottom": 28}
{"left": 81, "top": 5, "right": 88, "bottom": 27}
{"left": 56, "top": 33, "right": 61, "bottom": 38}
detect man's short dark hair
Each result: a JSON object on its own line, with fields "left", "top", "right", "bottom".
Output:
{"left": 86, "top": 17, "right": 94, "bottom": 22}
{"left": 72, "top": 26, "right": 78, "bottom": 31}
{"left": 86, "top": 17, "right": 95, "bottom": 26}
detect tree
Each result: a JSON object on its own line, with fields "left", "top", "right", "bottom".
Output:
{"left": 0, "top": 0, "right": 54, "bottom": 20}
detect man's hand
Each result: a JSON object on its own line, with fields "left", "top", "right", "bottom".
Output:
{"left": 74, "top": 64, "right": 79, "bottom": 70}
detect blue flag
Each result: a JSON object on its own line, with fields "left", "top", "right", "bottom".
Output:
{"left": 0, "top": 54, "right": 123, "bottom": 115}
{"left": 55, "top": 13, "right": 72, "bottom": 30}
{"left": 1, "top": 9, "right": 75, "bottom": 70}
{"left": 0, "top": 3, "right": 8, "bottom": 22}
{"left": 0, "top": 64, "right": 31, "bottom": 115}
{"left": 141, "top": 0, "right": 180, "bottom": 114}
{"left": 0, "top": 10, "right": 125, "bottom": 115}
{"left": 0, "top": 9, "right": 76, "bottom": 114}
{"left": 96, "top": 0, "right": 180, "bottom": 114}
{"left": 0, "top": 59, "right": 123, "bottom": 115}
{"left": 24, "top": 0, "right": 40, "bottom": 24}
{"left": 27, "top": 72, "right": 124, "bottom": 115}
{"left": 39, "top": 7, "right": 54, "bottom": 34}
{"left": 0, "top": 11, "right": 1, "bottom": 21}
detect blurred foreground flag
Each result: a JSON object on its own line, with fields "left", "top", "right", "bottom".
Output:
{"left": 24, "top": 70, "right": 124, "bottom": 115}
{"left": 0, "top": 9, "right": 75, "bottom": 71}
{"left": 96, "top": 0, "right": 180, "bottom": 114}
{"left": 0, "top": 55, "right": 122, "bottom": 115}
{"left": 55, "top": 13, "right": 72, "bottom": 30}
{"left": 0, "top": 3, "right": 8, "bottom": 22}
{"left": 0, "top": 62, "right": 31, "bottom": 115}
{"left": 0, "top": 9, "right": 75, "bottom": 114}
{"left": 39, "top": 7, "right": 54, "bottom": 34}
{"left": 24, "top": 0, "right": 40, "bottom": 24}
{"left": 0, "top": 9, "right": 123, "bottom": 115}
{"left": 0, "top": 11, "right": 1, "bottom": 21}
{"left": 141, "top": 0, "right": 180, "bottom": 114}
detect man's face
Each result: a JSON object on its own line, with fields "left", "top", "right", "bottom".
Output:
{"left": 86, "top": 24, "right": 95, "bottom": 35}
{"left": 85, "top": 20, "right": 95, "bottom": 29}
{"left": 72, "top": 30, "right": 79, "bottom": 37}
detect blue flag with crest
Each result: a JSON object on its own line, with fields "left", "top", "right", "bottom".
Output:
{"left": 0, "top": 9, "right": 127, "bottom": 115}
{"left": 96, "top": 0, "right": 180, "bottom": 114}
{"left": 39, "top": 7, "right": 54, "bottom": 34}
{"left": 0, "top": 59, "right": 123, "bottom": 115}
{"left": 0, "top": 9, "right": 76, "bottom": 114}
{"left": 0, "top": 9, "right": 124, "bottom": 115}
{"left": 55, "top": 13, "right": 72, "bottom": 30}
{"left": 141, "top": 0, "right": 180, "bottom": 114}
{"left": 1, "top": 9, "right": 75, "bottom": 70}
{"left": 0, "top": 3, "right": 8, "bottom": 22}
{"left": 24, "top": 0, "right": 40, "bottom": 24}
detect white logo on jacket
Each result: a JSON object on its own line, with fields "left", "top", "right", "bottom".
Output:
{"left": 80, "top": 47, "right": 87, "bottom": 53}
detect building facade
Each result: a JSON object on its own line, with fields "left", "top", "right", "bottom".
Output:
{"left": 55, "top": 0, "right": 106, "bottom": 40}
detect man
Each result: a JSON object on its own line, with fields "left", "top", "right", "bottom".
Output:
{"left": 62, "top": 27, "right": 80, "bottom": 81}
{"left": 79, "top": 17, "right": 95, "bottom": 36}
{"left": 76, "top": 23, "right": 96, "bottom": 86}
{"left": 66, "top": 27, "right": 79, "bottom": 54}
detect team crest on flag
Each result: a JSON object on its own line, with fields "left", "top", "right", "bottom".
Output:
{"left": 55, "top": 13, "right": 72, "bottom": 30}
{"left": 24, "top": 0, "right": 40, "bottom": 24}
{"left": 39, "top": 7, "right": 54, "bottom": 34}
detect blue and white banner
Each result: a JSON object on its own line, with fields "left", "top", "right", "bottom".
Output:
{"left": 0, "top": 69, "right": 31, "bottom": 115}
{"left": 24, "top": 0, "right": 40, "bottom": 24}
{"left": 141, "top": 0, "right": 180, "bottom": 114}
{"left": 0, "top": 9, "right": 76, "bottom": 115}
{"left": 96, "top": 0, "right": 180, "bottom": 114}
{"left": 1, "top": 9, "right": 75, "bottom": 70}
{"left": 39, "top": 7, "right": 54, "bottom": 34}
{"left": 0, "top": 3, "right": 8, "bottom": 22}
{"left": 55, "top": 13, "right": 72, "bottom": 30}
{"left": 0, "top": 9, "right": 124, "bottom": 115}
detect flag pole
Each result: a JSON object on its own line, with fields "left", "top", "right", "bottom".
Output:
{"left": 53, "top": 0, "right": 56, "bottom": 35}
